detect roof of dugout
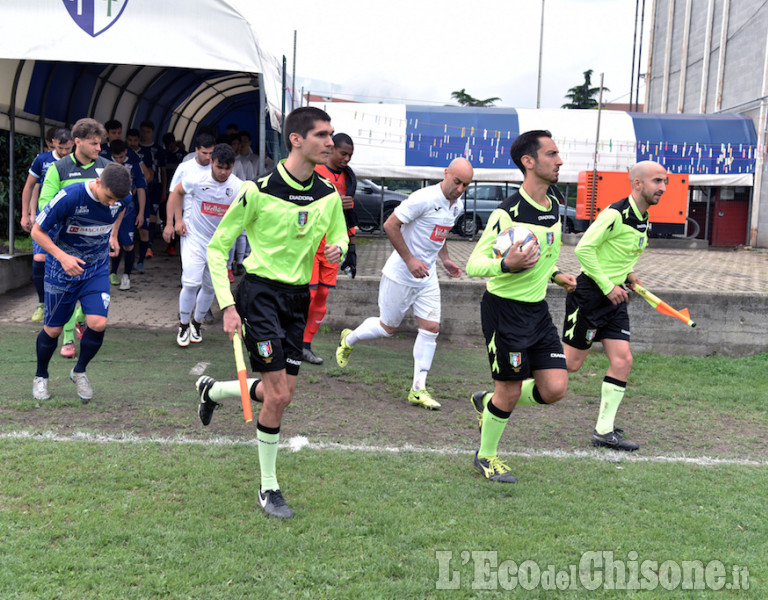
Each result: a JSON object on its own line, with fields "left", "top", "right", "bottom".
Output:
{"left": 0, "top": 0, "right": 284, "bottom": 150}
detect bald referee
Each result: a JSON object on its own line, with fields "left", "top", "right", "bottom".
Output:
{"left": 563, "top": 160, "right": 668, "bottom": 452}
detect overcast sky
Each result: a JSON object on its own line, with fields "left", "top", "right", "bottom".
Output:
{"left": 244, "top": 0, "right": 651, "bottom": 109}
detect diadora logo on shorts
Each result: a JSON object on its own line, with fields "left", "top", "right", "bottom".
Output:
{"left": 62, "top": 0, "right": 130, "bottom": 38}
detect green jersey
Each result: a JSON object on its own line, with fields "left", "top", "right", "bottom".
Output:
{"left": 466, "top": 188, "right": 563, "bottom": 303}
{"left": 575, "top": 195, "right": 648, "bottom": 294}
{"left": 38, "top": 154, "right": 111, "bottom": 210}
{"left": 208, "top": 161, "right": 349, "bottom": 309}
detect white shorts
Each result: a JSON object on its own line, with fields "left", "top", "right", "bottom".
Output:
{"left": 378, "top": 274, "right": 441, "bottom": 328}
{"left": 180, "top": 236, "right": 213, "bottom": 291}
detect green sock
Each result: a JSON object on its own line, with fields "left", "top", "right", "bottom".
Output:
{"left": 516, "top": 379, "right": 546, "bottom": 406}
{"left": 595, "top": 376, "right": 627, "bottom": 435}
{"left": 73, "top": 304, "right": 85, "bottom": 323}
{"left": 478, "top": 398, "right": 511, "bottom": 459}
{"left": 208, "top": 378, "right": 260, "bottom": 401}
{"left": 257, "top": 426, "right": 280, "bottom": 491}
{"left": 62, "top": 310, "right": 78, "bottom": 344}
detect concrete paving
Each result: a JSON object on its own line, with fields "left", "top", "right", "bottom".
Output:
{"left": 2, "top": 234, "right": 767, "bottom": 332}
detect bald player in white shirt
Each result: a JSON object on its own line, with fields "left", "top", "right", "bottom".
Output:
{"left": 335, "top": 158, "right": 473, "bottom": 409}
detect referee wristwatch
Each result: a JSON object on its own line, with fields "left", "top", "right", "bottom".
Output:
{"left": 500, "top": 259, "right": 511, "bottom": 273}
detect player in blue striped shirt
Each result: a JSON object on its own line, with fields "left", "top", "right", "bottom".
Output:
{"left": 31, "top": 163, "right": 133, "bottom": 403}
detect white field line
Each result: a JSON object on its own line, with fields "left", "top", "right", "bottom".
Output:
{"left": 1, "top": 431, "right": 766, "bottom": 468}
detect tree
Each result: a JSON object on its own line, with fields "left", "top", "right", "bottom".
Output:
{"left": 561, "top": 70, "right": 609, "bottom": 109}
{"left": 451, "top": 88, "right": 501, "bottom": 107}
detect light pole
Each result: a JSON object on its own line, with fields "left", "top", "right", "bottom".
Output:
{"left": 537, "top": 0, "right": 545, "bottom": 108}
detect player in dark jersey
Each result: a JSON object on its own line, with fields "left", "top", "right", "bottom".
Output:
{"left": 301, "top": 132, "right": 358, "bottom": 365}
{"left": 39, "top": 118, "right": 112, "bottom": 359}
{"left": 137, "top": 121, "right": 167, "bottom": 257}
{"left": 21, "top": 128, "right": 73, "bottom": 321}
{"left": 466, "top": 130, "right": 577, "bottom": 483}
{"left": 197, "top": 107, "right": 349, "bottom": 519}
{"left": 563, "top": 161, "right": 668, "bottom": 452}
{"left": 31, "top": 162, "right": 132, "bottom": 403}
{"left": 108, "top": 139, "right": 148, "bottom": 290}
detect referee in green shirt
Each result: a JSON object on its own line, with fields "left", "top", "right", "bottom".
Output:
{"left": 197, "top": 107, "right": 349, "bottom": 519}
{"left": 563, "top": 160, "right": 668, "bottom": 452}
{"left": 466, "top": 130, "right": 577, "bottom": 483}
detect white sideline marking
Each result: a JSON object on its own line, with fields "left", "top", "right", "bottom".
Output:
{"left": 189, "top": 362, "right": 210, "bottom": 376}
{"left": 0, "top": 431, "right": 766, "bottom": 468}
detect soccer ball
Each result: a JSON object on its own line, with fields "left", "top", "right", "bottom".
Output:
{"left": 493, "top": 226, "right": 540, "bottom": 272}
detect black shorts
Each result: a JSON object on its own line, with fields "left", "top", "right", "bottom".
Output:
{"left": 480, "top": 291, "right": 566, "bottom": 381}
{"left": 235, "top": 274, "right": 311, "bottom": 376}
{"left": 562, "top": 273, "right": 630, "bottom": 350}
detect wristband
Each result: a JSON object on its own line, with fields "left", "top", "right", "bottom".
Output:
{"left": 500, "top": 259, "right": 510, "bottom": 274}
{"left": 551, "top": 270, "right": 562, "bottom": 283}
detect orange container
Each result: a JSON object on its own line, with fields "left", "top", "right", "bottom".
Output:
{"left": 576, "top": 171, "right": 689, "bottom": 236}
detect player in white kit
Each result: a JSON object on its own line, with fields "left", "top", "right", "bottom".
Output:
{"left": 163, "top": 143, "right": 243, "bottom": 346}
{"left": 335, "top": 158, "right": 473, "bottom": 409}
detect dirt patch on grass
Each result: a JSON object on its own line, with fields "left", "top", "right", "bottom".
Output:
{"left": 7, "top": 334, "right": 768, "bottom": 463}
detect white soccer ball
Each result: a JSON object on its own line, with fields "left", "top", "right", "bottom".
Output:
{"left": 493, "top": 226, "right": 540, "bottom": 272}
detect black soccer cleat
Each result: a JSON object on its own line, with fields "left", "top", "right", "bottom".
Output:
{"left": 258, "top": 488, "right": 294, "bottom": 519}
{"left": 591, "top": 429, "right": 639, "bottom": 452}
{"left": 196, "top": 376, "right": 221, "bottom": 426}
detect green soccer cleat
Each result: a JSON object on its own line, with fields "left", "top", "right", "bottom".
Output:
{"left": 109, "top": 273, "right": 120, "bottom": 286}
{"left": 335, "top": 328, "right": 353, "bottom": 368}
{"left": 408, "top": 388, "right": 441, "bottom": 410}
{"left": 470, "top": 390, "right": 490, "bottom": 431}
{"left": 31, "top": 303, "right": 44, "bottom": 322}
{"left": 473, "top": 451, "right": 517, "bottom": 483}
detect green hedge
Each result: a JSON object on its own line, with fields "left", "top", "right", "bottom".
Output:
{"left": 0, "top": 130, "right": 42, "bottom": 243}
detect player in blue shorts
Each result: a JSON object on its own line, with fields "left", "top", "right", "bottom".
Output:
{"left": 21, "top": 128, "right": 73, "bottom": 321}
{"left": 30, "top": 162, "right": 133, "bottom": 403}
{"left": 108, "top": 139, "right": 147, "bottom": 290}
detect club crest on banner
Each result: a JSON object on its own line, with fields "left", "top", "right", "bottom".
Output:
{"left": 62, "top": 0, "right": 130, "bottom": 38}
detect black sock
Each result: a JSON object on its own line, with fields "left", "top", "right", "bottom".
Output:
{"left": 111, "top": 249, "right": 123, "bottom": 274}
{"left": 74, "top": 328, "right": 105, "bottom": 373}
{"left": 139, "top": 240, "right": 149, "bottom": 262}
{"left": 36, "top": 329, "right": 59, "bottom": 378}
{"left": 33, "top": 260, "right": 45, "bottom": 303}
{"left": 123, "top": 248, "right": 135, "bottom": 276}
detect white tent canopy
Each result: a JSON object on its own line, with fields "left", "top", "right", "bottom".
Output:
{"left": 0, "top": 0, "right": 284, "bottom": 138}
{"left": 1, "top": 0, "right": 288, "bottom": 251}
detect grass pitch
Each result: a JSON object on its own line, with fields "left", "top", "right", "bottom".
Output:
{"left": 0, "top": 323, "right": 766, "bottom": 598}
